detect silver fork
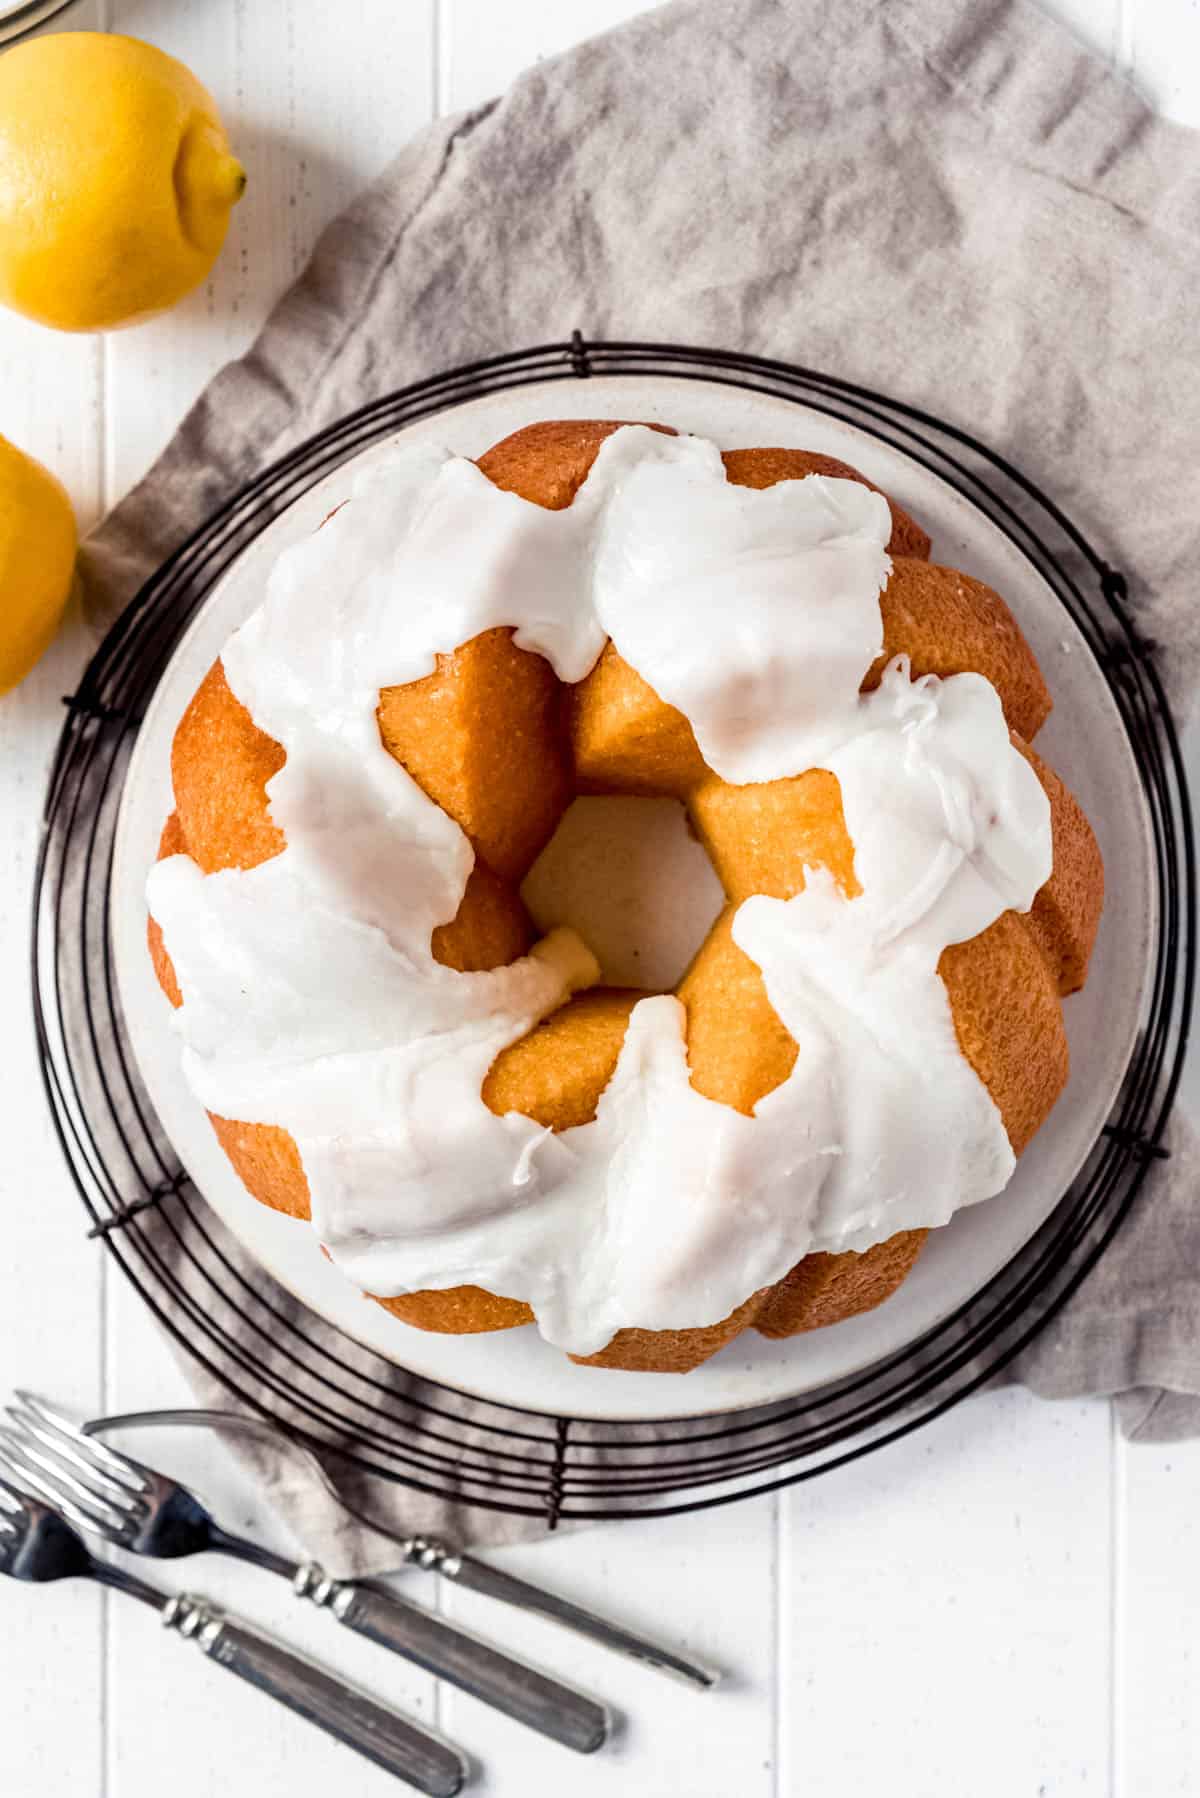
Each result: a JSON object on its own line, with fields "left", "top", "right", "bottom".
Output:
{"left": 0, "top": 1459, "right": 466, "bottom": 1795}
{"left": 88, "top": 1404, "right": 720, "bottom": 1687}
{"left": 2, "top": 1392, "right": 609, "bottom": 1755}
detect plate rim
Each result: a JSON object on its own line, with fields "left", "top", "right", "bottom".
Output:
{"left": 109, "top": 370, "right": 1153, "bottom": 1425}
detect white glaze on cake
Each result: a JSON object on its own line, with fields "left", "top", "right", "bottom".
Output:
{"left": 147, "top": 426, "right": 1053, "bottom": 1355}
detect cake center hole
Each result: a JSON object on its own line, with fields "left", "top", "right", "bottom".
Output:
{"left": 520, "top": 796, "right": 726, "bottom": 991}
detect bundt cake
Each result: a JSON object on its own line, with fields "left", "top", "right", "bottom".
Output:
{"left": 146, "top": 418, "right": 1104, "bottom": 1373}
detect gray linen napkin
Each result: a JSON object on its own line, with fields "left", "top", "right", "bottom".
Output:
{"left": 77, "top": 0, "right": 1200, "bottom": 1559}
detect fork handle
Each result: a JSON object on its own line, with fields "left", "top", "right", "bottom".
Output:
{"left": 295, "top": 1568, "right": 608, "bottom": 1754}
{"left": 417, "top": 1547, "right": 720, "bottom": 1689}
{"left": 161, "top": 1594, "right": 465, "bottom": 1795}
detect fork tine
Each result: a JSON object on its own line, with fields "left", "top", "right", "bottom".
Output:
{"left": 5, "top": 1403, "right": 143, "bottom": 1511}
{"left": 0, "top": 1469, "right": 95, "bottom": 1542}
{"left": 0, "top": 1427, "right": 132, "bottom": 1539}
{"left": 11, "top": 1393, "right": 148, "bottom": 1493}
{"left": 0, "top": 1435, "right": 111, "bottom": 1543}
{"left": 0, "top": 1471, "right": 27, "bottom": 1515}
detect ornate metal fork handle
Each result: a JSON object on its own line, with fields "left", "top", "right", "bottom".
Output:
{"left": 167, "top": 1522, "right": 611, "bottom": 1750}
{"left": 282, "top": 1556, "right": 608, "bottom": 1752}
{"left": 403, "top": 1536, "right": 719, "bottom": 1687}
{"left": 157, "top": 1591, "right": 467, "bottom": 1791}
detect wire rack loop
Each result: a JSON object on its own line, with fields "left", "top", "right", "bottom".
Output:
{"left": 86, "top": 1171, "right": 193, "bottom": 1240}
{"left": 31, "top": 338, "right": 1194, "bottom": 1521}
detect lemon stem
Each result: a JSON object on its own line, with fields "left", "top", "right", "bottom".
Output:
{"left": 216, "top": 155, "right": 248, "bottom": 205}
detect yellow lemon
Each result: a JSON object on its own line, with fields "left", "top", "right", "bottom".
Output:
{"left": 0, "top": 435, "right": 77, "bottom": 695}
{"left": 0, "top": 33, "right": 245, "bottom": 332}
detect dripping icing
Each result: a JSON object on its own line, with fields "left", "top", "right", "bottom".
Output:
{"left": 147, "top": 426, "right": 1053, "bottom": 1355}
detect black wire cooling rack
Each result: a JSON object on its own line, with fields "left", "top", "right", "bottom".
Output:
{"left": 31, "top": 338, "right": 1196, "bottom": 1525}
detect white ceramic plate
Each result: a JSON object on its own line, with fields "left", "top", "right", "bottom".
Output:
{"left": 111, "top": 375, "right": 1153, "bottom": 1422}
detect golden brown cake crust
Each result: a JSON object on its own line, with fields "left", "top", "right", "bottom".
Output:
{"left": 754, "top": 1230, "right": 930, "bottom": 1337}
{"left": 870, "top": 558, "right": 1052, "bottom": 742}
{"left": 377, "top": 628, "right": 572, "bottom": 885}
{"left": 172, "top": 663, "right": 286, "bottom": 874}
{"left": 1014, "top": 736, "right": 1105, "bottom": 995}
{"left": 150, "top": 419, "right": 1104, "bottom": 1373}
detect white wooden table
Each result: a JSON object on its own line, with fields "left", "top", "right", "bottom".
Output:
{"left": 1, "top": 2, "right": 1198, "bottom": 1793}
